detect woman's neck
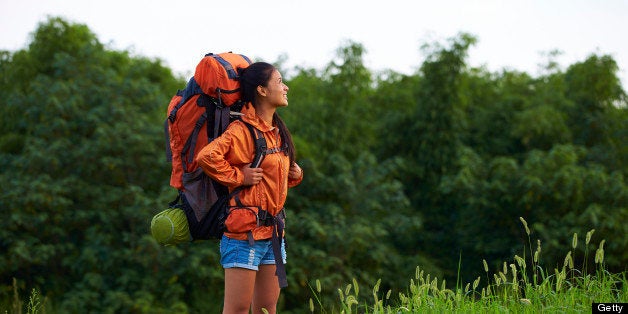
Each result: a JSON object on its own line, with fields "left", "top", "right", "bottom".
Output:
{"left": 255, "top": 103, "right": 275, "bottom": 126}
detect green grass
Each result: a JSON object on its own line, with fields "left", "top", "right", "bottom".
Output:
{"left": 309, "top": 218, "right": 627, "bottom": 313}
{"left": 4, "top": 278, "right": 46, "bottom": 314}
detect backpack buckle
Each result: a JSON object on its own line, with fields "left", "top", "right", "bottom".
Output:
{"left": 257, "top": 208, "right": 274, "bottom": 227}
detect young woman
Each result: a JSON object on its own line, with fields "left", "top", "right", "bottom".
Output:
{"left": 196, "top": 62, "right": 303, "bottom": 314}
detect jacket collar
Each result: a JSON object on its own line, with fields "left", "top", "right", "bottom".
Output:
{"left": 241, "top": 103, "right": 275, "bottom": 132}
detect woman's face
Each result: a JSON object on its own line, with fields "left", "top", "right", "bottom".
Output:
{"left": 263, "top": 69, "right": 289, "bottom": 107}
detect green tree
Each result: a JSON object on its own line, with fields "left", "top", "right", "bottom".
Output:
{"left": 443, "top": 52, "right": 627, "bottom": 279}
{"left": 0, "top": 17, "right": 216, "bottom": 312}
{"left": 565, "top": 54, "right": 627, "bottom": 172}
{"left": 463, "top": 69, "right": 531, "bottom": 158}
{"left": 386, "top": 33, "right": 477, "bottom": 280}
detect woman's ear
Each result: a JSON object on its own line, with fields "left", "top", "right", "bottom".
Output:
{"left": 256, "top": 85, "right": 267, "bottom": 97}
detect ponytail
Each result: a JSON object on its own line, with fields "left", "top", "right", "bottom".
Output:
{"left": 274, "top": 112, "right": 295, "bottom": 165}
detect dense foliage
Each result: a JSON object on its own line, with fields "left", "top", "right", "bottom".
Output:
{"left": 1, "top": 17, "right": 626, "bottom": 312}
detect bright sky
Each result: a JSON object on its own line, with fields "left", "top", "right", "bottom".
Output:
{"left": 1, "top": 0, "right": 627, "bottom": 90}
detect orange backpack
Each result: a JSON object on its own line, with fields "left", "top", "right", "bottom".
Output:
{"left": 167, "top": 52, "right": 252, "bottom": 189}
{"left": 164, "top": 52, "right": 260, "bottom": 240}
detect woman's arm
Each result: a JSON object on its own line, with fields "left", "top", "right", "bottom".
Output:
{"left": 196, "top": 123, "right": 253, "bottom": 188}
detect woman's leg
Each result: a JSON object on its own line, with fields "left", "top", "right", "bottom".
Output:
{"left": 223, "top": 267, "right": 256, "bottom": 314}
{"left": 251, "top": 265, "right": 280, "bottom": 314}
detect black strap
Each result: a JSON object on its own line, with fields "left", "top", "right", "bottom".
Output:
{"left": 181, "top": 113, "right": 208, "bottom": 170}
{"left": 168, "top": 193, "right": 182, "bottom": 208}
{"left": 252, "top": 208, "right": 288, "bottom": 288}
{"left": 213, "top": 105, "right": 230, "bottom": 140}
{"left": 244, "top": 123, "right": 267, "bottom": 168}
{"left": 272, "top": 220, "right": 287, "bottom": 288}
{"left": 164, "top": 118, "right": 173, "bottom": 163}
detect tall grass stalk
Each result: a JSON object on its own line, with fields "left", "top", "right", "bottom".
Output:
{"left": 311, "top": 219, "right": 626, "bottom": 313}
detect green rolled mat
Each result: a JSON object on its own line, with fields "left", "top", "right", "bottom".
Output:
{"left": 151, "top": 208, "right": 192, "bottom": 245}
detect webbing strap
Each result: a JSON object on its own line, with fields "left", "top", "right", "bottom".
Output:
{"left": 169, "top": 78, "right": 202, "bottom": 123}
{"left": 265, "top": 147, "right": 285, "bottom": 155}
{"left": 240, "top": 54, "right": 252, "bottom": 64}
{"left": 213, "top": 106, "right": 231, "bottom": 140}
{"left": 181, "top": 113, "right": 207, "bottom": 170}
{"left": 272, "top": 216, "right": 288, "bottom": 288}
{"left": 212, "top": 54, "right": 239, "bottom": 80}
{"left": 246, "top": 208, "right": 288, "bottom": 288}
{"left": 253, "top": 209, "right": 288, "bottom": 288}
{"left": 165, "top": 89, "right": 185, "bottom": 162}
{"left": 244, "top": 123, "right": 267, "bottom": 168}
{"left": 164, "top": 119, "right": 172, "bottom": 163}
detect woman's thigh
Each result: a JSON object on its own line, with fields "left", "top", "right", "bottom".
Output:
{"left": 223, "top": 267, "right": 256, "bottom": 314}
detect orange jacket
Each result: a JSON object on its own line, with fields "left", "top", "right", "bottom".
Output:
{"left": 196, "top": 103, "right": 303, "bottom": 240}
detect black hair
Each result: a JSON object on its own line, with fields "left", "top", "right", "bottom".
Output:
{"left": 239, "top": 62, "right": 296, "bottom": 164}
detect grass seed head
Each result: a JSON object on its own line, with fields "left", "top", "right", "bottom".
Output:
{"left": 510, "top": 264, "right": 517, "bottom": 281}
{"left": 595, "top": 240, "right": 606, "bottom": 264}
{"left": 586, "top": 229, "right": 595, "bottom": 245}
{"left": 595, "top": 248, "right": 605, "bottom": 264}
{"left": 564, "top": 251, "right": 574, "bottom": 269}
{"left": 519, "top": 217, "right": 530, "bottom": 235}
{"left": 515, "top": 255, "right": 526, "bottom": 269}
{"left": 499, "top": 272, "right": 507, "bottom": 283}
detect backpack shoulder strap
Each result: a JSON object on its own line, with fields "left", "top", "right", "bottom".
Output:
{"left": 232, "top": 122, "right": 267, "bottom": 207}
{"left": 242, "top": 122, "right": 267, "bottom": 168}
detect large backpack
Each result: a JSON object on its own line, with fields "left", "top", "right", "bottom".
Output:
{"left": 159, "top": 52, "right": 265, "bottom": 242}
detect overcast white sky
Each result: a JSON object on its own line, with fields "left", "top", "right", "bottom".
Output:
{"left": 1, "top": 0, "right": 627, "bottom": 89}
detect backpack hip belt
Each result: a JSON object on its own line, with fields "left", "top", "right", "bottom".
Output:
{"left": 257, "top": 208, "right": 286, "bottom": 227}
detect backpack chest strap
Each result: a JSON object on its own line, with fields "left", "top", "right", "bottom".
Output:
{"left": 265, "top": 146, "right": 284, "bottom": 155}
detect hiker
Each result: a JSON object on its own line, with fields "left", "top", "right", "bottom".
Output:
{"left": 196, "top": 61, "right": 303, "bottom": 314}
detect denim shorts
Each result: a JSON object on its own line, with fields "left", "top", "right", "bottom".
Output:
{"left": 220, "top": 235, "right": 286, "bottom": 270}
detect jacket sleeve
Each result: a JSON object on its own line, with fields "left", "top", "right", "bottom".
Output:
{"left": 196, "top": 123, "right": 252, "bottom": 189}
